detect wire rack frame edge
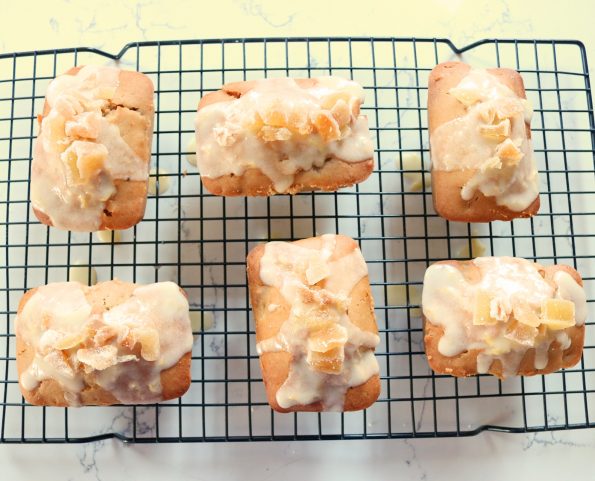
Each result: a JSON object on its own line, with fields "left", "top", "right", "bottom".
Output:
{"left": 0, "top": 37, "right": 594, "bottom": 443}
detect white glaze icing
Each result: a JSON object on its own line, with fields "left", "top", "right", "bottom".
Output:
{"left": 16, "top": 281, "right": 192, "bottom": 405}
{"left": 256, "top": 234, "right": 379, "bottom": 410}
{"left": 430, "top": 69, "right": 539, "bottom": 211}
{"left": 422, "top": 257, "right": 586, "bottom": 377}
{"left": 194, "top": 77, "right": 374, "bottom": 193}
{"left": 554, "top": 271, "right": 587, "bottom": 326}
{"left": 31, "top": 65, "right": 149, "bottom": 231}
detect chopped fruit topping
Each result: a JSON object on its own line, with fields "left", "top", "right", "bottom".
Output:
{"left": 307, "top": 347, "right": 344, "bottom": 374}
{"left": 479, "top": 105, "right": 496, "bottom": 124}
{"left": 61, "top": 141, "right": 108, "bottom": 184}
{"left": 504, "top": 319, "right": 538, "bottom": 347}
{"left": 330, "top": 99, "right": 351, "bottom": 127}
{"left": 513, "top": 302, "right": 541, "bottom": 327}
{"left": 77, "top": 345, "right": 119, "bottom": 371}
{"left": 479, "top": 118, "right": 511, "bottom": 140}
{"left": 320, "top": 91, "right": 352, "bottom": 111}
{"left": 135, "top": 328, "right": 160, "bottom": 361}
{"left": 541, "top": 299, "right": 575, "bottom": 330}
{"left": 260, "top": 126, "right": 292, "bottom": 142}
{"left": 473, "top": 290, "right": 498, "bottom": 326}
{"left": 496, "top": 138, "right": 524, "bottom": 165}
{"left": 449, "top": 86, "right": 483, "bottom": 107}
{"left": 287, "top": 109, "right": 312, "bottom": 135}
{"left": 311, "top": 111, "right": 341, "bottom": 142}
{"left": 307, "top": 322, "right": 348, "bottom": 353}
{"left": 261, "top": 104, "right": 287, "bottom": 128}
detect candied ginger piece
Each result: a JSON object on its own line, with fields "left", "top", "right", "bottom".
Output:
{"left": 260, "top": 125, "right": 292, "bottom": 142}
{"left": 77, "top": 345, "right": 119, "bottom": 371}
{"left": 504, "top": 319, "right": 538, "bottom": 347}
{"left": 479, "top": 105, "right": 496, "bottom": 124}
{"left": 134, "top": 328, "right": 160, "bottom": 361}
{"left": 449, "top": 86, "right": 483, "bottom": 107}
{"left": 306, "top": 347, "right": 344, "bottom": 374}
{"left": 261, "top": 104, "right": 287, "bottom": 128}
{"left": 512, "top": 302, "right": 541, "bottom": 328}
{"left": 61, "top": 141, "right": 108, "bottom": 184}
{"left": 330, "top": 99, "right": 351, "bottom": 127}
{"left": 473, "top": 290, "right": 498, "bottom": 326}
{"left": 307, "top": 322, "right": 348, "bottom": 353}
{"left": 479, "top": 118, "right": 511, "bottom": 140}
{"left": 496, "top": 138, "right": 524, "bottom": 165}
{"left": 541, "top": 299, "right": 575, "bottom": 330}
{"left": 311, "top": 111, "right": 341, "bottom": 142}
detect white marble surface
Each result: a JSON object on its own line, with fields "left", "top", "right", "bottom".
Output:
{"left": 1, "top": 0, "right": 594, "bottom": 479}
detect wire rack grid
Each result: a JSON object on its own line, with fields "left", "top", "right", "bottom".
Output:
{"left": 0, "top": 37, "right": 593, "bottom": 443}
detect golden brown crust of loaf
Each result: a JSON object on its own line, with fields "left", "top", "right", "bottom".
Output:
{"left": 246, "top": 235, "right": 380, "bottom": 413}
{"left": 196, "top": 79, "right": 374, "bottom": 196}
{"left": 423, "top": 260, "right": 585, "bottom": 379}
{"left": 16, "top": 280, "right": 191, "bottom": 406}
{"left": 427, "top": 61, "right": 540, "bottom": 222}
{"left": 33, "top": 66, "right": 155, "bottom": 231}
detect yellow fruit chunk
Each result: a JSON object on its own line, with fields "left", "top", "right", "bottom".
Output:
{"left": 496, "top": 138, "right": 524, "bottom": 166}
{"left": 473, "top": 290, "right": 498, "bottom": 326}
{"left": 513, "top": 302, "right": 541, "bottom": 328}
{"left": 479, "top": 118, "right": 511, "bottom": 140}
{"left": 449, "top": 87, "right": 482, "bottom": 107}
{"left": 307, "top": 347, "right": 344, "bottom": 374}
{"left": 311, "top": 111, "right": 341, "bottom": 142}
{"left": 504, "top": 319, "right": 538, "bottom": 346}
{"left": 541, "top": 299, "right": 575, "bottom": 330}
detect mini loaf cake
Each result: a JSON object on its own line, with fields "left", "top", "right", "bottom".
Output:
{"left": 194, "top": 77, "right": 375, "bottom": 196}
{"left": 428, "top": 62, "right": 539, "bottom": 222}
{"left": 247, "top": 234, "right": 380, "bottom": 412}
{"left": 422, "top": 257, "right": 586, "bottom": 379}
{"left": 16, "top": 280, "right": 192, "bottom": 406}
{"left": 31, "top": 65, "right": 155, "bottom": 231}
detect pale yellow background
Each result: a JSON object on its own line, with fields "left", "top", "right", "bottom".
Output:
{"left": 1, "top": 0, "right": 594, "bottom": 68}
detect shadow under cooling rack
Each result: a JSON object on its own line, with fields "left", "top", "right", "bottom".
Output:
{"left": 0, "top": 37, "right": 594, "bottom": 443}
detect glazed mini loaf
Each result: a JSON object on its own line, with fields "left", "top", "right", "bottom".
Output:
{"left": 247, "top": 234, "right": 380, "bottom": 412}
{"left": 422, "top": 257, "right": 586, "bottom": 379}
{"left": 194, "top": 77, "right": 374, "bottom": 196}
{"left": 31, "top": 65, "right": 155, "bottom": 231}
{"left": 428, "top": 62, "right": 539, "bottom": 222}
{"left": 16, "top": 280, "right": 192, "bottom": 406}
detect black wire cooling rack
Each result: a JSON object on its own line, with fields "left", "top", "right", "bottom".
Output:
{"left": 0, "top": 37, "right": 594, "bottom": 443}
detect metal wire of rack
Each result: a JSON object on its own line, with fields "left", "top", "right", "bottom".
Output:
{"left": 0, "top": 37, "right": 593, "bottom": 443}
